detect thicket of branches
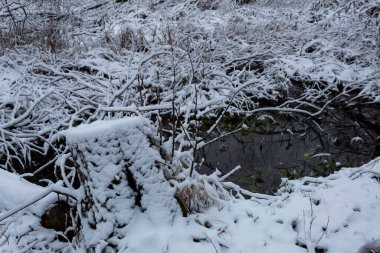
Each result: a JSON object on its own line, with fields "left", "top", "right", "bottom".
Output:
{"left": 0, "top": 0, "right": 379, "bottom": 249}
{"left": 1, "top": 0, "right": 379, "bottom": 174}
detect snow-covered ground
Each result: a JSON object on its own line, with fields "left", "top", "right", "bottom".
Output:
{"left": 0, "top": 0, "right": 380, "bottom": 252}
{"left": 0, "top": 118, "right": 379, "bottom": 253}
{"left": 120, "top": 157, "right": 380, "bottom": 253}
{"left": 1, "top": 154, "right": 380, "bottom": 252}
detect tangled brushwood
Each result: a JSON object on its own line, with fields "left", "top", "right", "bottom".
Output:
{"left": 0, "top": 0, "right": 379, "bottom": 252}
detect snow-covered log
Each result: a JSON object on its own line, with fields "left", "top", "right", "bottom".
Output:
{"left": 65, "top": 117, "right": 180, "bottom": 252}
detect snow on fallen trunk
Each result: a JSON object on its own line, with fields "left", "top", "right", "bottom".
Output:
{"left": 65, "top": 117, "right": 179, "bottom": 252}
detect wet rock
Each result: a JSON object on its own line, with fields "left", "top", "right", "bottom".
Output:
{"left": 41, "top": 200, "right": 74, "bottom": 240}
{"left": 357, "top": 239, "right": 380, "bottom": 253}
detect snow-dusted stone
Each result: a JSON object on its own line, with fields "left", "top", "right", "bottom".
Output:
{"left": 65, "top": 117, "right": 179, "bottom": 252}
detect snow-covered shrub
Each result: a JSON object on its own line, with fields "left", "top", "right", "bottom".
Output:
{"left": 0, "top": 0, "right": 379, "bottom": 177}
{"left": 0, "top": 0, "right": 74, "bottom": 50}
{"left": 236, "top": 0, "right": 254, "bottom": 5}
{"left": 0, "top": 0, "right": 379, "bottom": 252}
{"left": 196, "top": 0, "right": 220, "bottom": 11}
{"left": 174, "top": 167, "right": 242, "bottom": 214}
{"left": 118, "top": 27, "right": 148, "bottom": 52}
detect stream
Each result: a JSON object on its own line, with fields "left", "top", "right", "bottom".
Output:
{"left": 196, "top": 105, "right": 380, "bottom": 194}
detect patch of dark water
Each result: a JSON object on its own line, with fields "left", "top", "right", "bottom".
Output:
{"left": 196, "top": 105, "right": 380, "bottom": 194}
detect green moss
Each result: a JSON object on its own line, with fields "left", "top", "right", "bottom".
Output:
{"left": 200, "top": 117, "right": 214, "bottom": 128}
{"left": 236, "top": 171, "right": 264, "bottom": 192}
{"left": 241, "top": 126, "right": 251, "bottom": 136}
{"left": 281, "top": 168, "right": 297, "bottom": 180}
{"left": 250, "top": 171, "right": 264, "bottom": 185}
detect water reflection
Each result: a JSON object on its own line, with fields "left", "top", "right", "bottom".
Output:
{"left": 196, "top": 107, "right": 379, "bottom": 194}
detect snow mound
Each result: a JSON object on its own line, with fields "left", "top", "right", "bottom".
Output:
{"left": 0, "top": 169, "right": 45, "bottom": 211}
{"left": 1, "top": 119, "right": 379, "bottom": 253}
{"left": 0, "top": 170, "right": 63, "bottom": 252}
{"left": 66, "top": 117, "right": 179, "bottom": 252}
{"left": 112, "top": 158, "right": 380, "bottom": 253}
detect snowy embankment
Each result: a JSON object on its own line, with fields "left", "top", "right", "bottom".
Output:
{"left": 0, "top": 118, "right": 379, "bottom": 253}
{"left": 117, "top": 156, "right": 380, "bottom": 253}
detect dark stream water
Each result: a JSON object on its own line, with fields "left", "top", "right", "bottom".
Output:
{"left": 196, "top": 105, "right": 380, "bottom": 194}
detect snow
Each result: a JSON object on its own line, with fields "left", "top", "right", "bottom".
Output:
{"left": 112, "top": 158, "right": 380, "bottom": 253}
{"left": 0, "top": 67, "right": 18, "bottom": 102}
{"left": 0, "top": 170, "right": 63, "bottom": 252}
{"left": 0, "top": 169, "right": 47, "bottom": 210}
{"left": 1, "top": 117, "right": 380, "bottom": 252}
{"left": 65, "top": 117, "right": 146, "bottom": 142}
{"left": 65, "top": 117, "right": 179, "bottom": 251}
{"left": 0, "top": 0, "right": 379, "bottom": 252}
